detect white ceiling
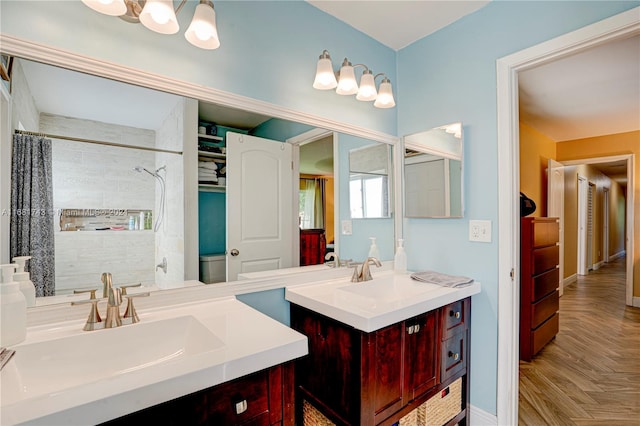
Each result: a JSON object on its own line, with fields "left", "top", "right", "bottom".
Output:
{"left": 519, "top": 34, "right": 640, "bottom": 142}
{"left": 306, "top": 1, "right": 491, "bottom": 50}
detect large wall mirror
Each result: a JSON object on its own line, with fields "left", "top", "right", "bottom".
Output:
{"left": 403, "top": 123, "right": 464, "bottom": 218}
{"left": 1, "top": 55, "right": 395, "bottom": 305}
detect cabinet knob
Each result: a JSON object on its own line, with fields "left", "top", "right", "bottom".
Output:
{"left": 448, "top": 351, "right": 460, "bottom": 361}
{"left": 450, "top": 310, "right": 461, "bottom": 319}
{"left": 234, "top": 399, "right": 248, "bottom": 415}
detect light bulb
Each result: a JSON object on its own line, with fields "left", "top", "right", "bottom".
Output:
{"left": 336, "top": 59, "right": 358, "bottom": 95}
{"left": 356, "top": 70, "right": 377, "bottom": 101}
{"left": 374, "top": 78, "right": 396, "bottom": 108}
{"left": 185, "top": 2, "right": 220, "bottom": 49}
{"left": 313, "top": 52, "right": 337, "bottom": 90}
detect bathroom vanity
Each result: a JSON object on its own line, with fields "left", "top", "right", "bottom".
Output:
{"left": 286, "top": 272, "right": 480, "bottom": 425}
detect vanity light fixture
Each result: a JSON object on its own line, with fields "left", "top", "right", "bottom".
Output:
{"left": 312, "top": 50, "right": 396, "bottom": 108}
{"left": 81, "top": 0, "right": 220, "bottom": 50}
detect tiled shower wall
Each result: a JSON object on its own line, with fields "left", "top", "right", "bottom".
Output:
{"left": 42, "top": 114, "right": 156, "bottom": 293}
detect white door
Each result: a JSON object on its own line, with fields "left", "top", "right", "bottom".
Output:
{"left": 577, "top": 176, "right": 588, "bottom": 276}
{"left": 226, "top": 132, "right": 293, "bottom": 281}
{"left": 547, "top": 159, "right": 565, "bottom": 295}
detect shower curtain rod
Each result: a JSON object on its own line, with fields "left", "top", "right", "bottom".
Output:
{"left": 14, "top": 130, "right": 183, "bottom": 155}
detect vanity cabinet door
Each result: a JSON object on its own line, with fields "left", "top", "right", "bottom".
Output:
{"left": 362, "top": 321, "right": 406, "bottom": 424}
{"left": 404, "top": 311, "right": 439, "bottom": 400}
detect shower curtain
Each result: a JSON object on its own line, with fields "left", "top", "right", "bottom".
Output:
{"left": 300, "top": 178, "right": 326, "bottom": 230}
{"left": 10, "top": 134, "right": 55, "bottom": 296}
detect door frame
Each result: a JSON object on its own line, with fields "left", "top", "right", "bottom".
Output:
{"left": 286, "top": 128, "right": 339, "bottom": 266}
{"left": 603, "top": 187, "right": 610, "bottom": 262}
{"left": 577, "top": 175, "right": 589, "bottom": 275}
{"left": 496, "top": 7, "right": 639, "bottom": 424}
{"left": 547, "top": 159, "right": 565, "bottom": 295}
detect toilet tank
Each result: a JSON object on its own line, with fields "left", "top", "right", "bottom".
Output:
{"left": 199, "top": 254, "right": 226, "bottom": 284}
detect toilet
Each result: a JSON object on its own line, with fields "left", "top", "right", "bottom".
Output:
{"left": 199, "top": 254, "right": 226, "bottom": 284}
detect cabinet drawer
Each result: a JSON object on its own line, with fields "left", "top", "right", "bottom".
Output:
{"left": 531, "top": 290, "right": 559, "bottom": 329}
{"left": 532, "top": 313, "right": 559, "bottom": 355}
{"left": 441, "top": 332, "right": 466, "bottom": 382}
{"left": 441, "top": 299, "right": 469, "bottom": 340}
{"left": 531, "top": 267, "right": 559, "bottom": 302}
{"left": 197, "top": 370, "right": 270, "bottom": 425}
{"left": 532, "top": 219, "right": 559, "bottom": 248}
{"left": 533, "top": 245, "right": 559, "bottom": 275}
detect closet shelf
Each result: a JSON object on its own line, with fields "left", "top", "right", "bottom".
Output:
{"left": 199, "top": 184, "right": 226, "bottom": 193}
{"left": 197, "top": 150, "right": 226, "bottom": 160}
{"left": 198, "top": 133, "right": 223, "bottom": 141}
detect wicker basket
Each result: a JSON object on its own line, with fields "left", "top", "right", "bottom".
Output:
{"left": 399, "top": 406, "right": 423, "bottom": 426}
{"left": 302, "top": 400, "right": 335, "bottom": 426}
{"left": 422, "top": 378, "right": 462, "bottom": 426}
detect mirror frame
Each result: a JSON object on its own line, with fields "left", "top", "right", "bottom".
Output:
{"left": 0, "top": 34, "right": 404, "bottom": 295}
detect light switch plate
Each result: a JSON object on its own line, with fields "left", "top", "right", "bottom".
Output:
{"left": 341, "top": 220, "right": 352, "bottom": 235}
{"left": 469, "top": 220, "right": 492, "bottom": 242}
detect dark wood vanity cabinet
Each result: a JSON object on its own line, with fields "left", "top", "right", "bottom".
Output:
{"left": 101, "top": 363, "right": 295, "bottom": 426}
{"left": 290, "top": 298, "right": 471, "bottom": 426}
{"left": 520, "top": 217, "right": 560, "bottom": 361}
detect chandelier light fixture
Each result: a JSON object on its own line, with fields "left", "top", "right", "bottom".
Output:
{"left": 81, "top": 0, "right": 220, "bottom": 50}
{"left": 312, "top": 50, "right": 396, "bottom": 109}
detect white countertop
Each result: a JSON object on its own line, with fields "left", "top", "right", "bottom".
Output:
{"left": 1, "top": 296, "right": 308, "bottom": 426}
{"left": 285, "top": 270, "right": 481, "bottom": 332}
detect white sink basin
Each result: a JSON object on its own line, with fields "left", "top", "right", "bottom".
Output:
{"left": 3, "top": 316, "right": 223, "bottom": 405}
{"left": 286, "top": 271, "right": 481, "bottom": 332}
{"left": 1, "top": 297, "right": 308, "bottom": 426}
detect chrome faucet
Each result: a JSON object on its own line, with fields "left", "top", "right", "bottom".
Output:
{"left": 350, "top": 257, "right": 382, "bottom": 282}
{"left": 325, "top": 252, "right": 340, "bottom": 268}
{"left": 156, "top": 257, "right": 167, "bottom": 273}
{"left": 101, "top": 272, "right": 113, "bottom": 298}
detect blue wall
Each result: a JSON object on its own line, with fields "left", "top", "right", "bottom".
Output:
{"left": 396, "top": 0, "right": 639, "bottom": 414}
{"left": 198, "top": 192, "right": 226, "bottom": 255}
{"left": 3, "top": 0, "right": 639, "bottom": 418}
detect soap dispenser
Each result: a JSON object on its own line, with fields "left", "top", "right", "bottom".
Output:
{"left": 394, "top": 239, "right": 407, "bottom": 274}
{"left": 368, "top": 237, "right": 380, "bottom": 259}
{"left": 12, "top": 256, "right": 36, "bottom": 307}
{"left": 0, "top": 263, "right": 27, "bottom": 347}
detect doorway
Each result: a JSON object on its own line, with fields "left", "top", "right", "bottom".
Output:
{"left": 496, "top": 8, "right": 639, "bottom": 424}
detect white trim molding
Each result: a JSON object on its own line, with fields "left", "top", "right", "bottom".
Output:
{"left": 563, "top": 273, "right": 578, "bottom": 288}
{"left": 496, "top": 7, "right": 640, "bottom": 425}
{"left": 469, "top": 404, "right": 498, "bottom": 426}
{"left": 610, "top": 250, "right": 626, "bottom": 261}
{"left": 0, "top": 34, "right": 398, "bottom": 146}
{"left": 633, "top": 297, "right": 640, "bottom": 308}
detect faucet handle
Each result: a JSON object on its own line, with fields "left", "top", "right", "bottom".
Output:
{"left": 71, "top": 298, "right": 103, "bottom": 331}
{"left": 340, "top": 258, "right": 353, "bottom": 268}
{"left": 123, "top": 292, "right": 150, "bottom": 324}
{"left": 349, "top": 262, "right": 363, "bottom": 282}
{"left": 120, "top": 283, "right": 142, "bottom": 296}
{"left": 73, "top": 288, "right": 99, "bottom": 299}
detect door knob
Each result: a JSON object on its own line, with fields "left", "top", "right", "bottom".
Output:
{"left": 230, "top": 249, "right": 240, "bottom": 256}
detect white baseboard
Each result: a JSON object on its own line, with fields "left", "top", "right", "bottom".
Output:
{"left": 609, "top": 250, "right": 626, "bottom": 261}
{"left": 593, "top": 261, "right": 604, "bottom": 270}
{"left": 470, "top": 405, "right": 497, "bottom": 425}
{"left": 563, "top": 273, "right": 577, "bottom": 287}
{"left": 633, "top": 297, "right": 640, "bottom": 308}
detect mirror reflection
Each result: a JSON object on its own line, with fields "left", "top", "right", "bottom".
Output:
{"left": 4, "top": 56, "right": 395, "bottom": 305}
{"left": 349, "top": 143, "right": 391, "bottom": 219}
{"left": 403, "top": 123, "right": 463, "bottom": 218}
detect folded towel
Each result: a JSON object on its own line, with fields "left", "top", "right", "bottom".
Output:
{"left": 198, "top": 162, "right": 218, "bottom": 171}
{"left": 410, "top": 271, "right": 474, "bottom": 288}
{"left": 199, "top": 171, "right": 218, "bottom": 178}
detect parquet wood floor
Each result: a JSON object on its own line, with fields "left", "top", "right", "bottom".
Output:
{"left": 518, "top": 256, "right": 640, "bottom": 425}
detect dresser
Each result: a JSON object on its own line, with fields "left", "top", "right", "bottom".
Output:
{"left": 520, "top": 217, "right": 560, "bottom": 361}
{"left": 300, "top": 229, "right": 326, "bottom": 266}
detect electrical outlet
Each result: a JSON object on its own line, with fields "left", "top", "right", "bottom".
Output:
{"left": 341, "top": 220, "right": 352, "bottom": 235}
{"left": 469, "top": 220, "right": 492, "bottom": 243}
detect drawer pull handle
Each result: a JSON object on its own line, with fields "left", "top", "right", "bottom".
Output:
{"left": 235, "top": 399, "right": 248, "bottom": 415}
{"left": 407, "top": 325, "right": 415, "bottom": 335}
{"left": 448, "top": 351, "right": 460, "bottom": 361}
{"left": 414, "top": 324, "right": 420, "bottom": 333}
{"left": 450, "top": 310, "right": 461, "bottom": 319}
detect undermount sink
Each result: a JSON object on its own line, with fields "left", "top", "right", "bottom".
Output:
{"left": 335, "top": 275, "right": 446, "bottom": 309}
{"left": 286, "top": 271, "right": 481, "bottom": 332}
{"left": 2, "top": 315, "right": 224, "bottom": 406}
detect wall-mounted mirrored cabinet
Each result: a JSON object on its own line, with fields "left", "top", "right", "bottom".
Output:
{"left": 403, "top": 123, "right": 463, "bottom": 218}
{"left": 349, "top": 143, "right": 392, "bottom": 219}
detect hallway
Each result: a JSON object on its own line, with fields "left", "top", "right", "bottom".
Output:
{"left": 518, "top": 256, "right": 640, "bottom": 425}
